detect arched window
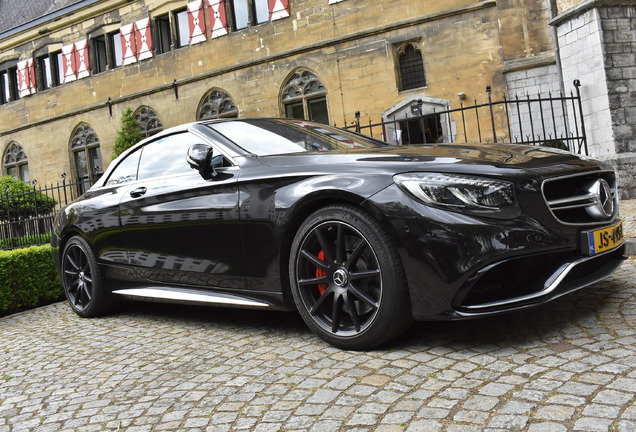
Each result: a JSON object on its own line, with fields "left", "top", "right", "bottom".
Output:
{"left": 396, "top": 42, "right": 426, "bottom": 91}
{"left": 134, "top": 106, "right": 164, "bottom": 137}
{"left": 3, "top": 142, "right": 29, "bottom": 182}
{"left": 197, "top": 88, "right": 239, "bottom": 120}
{"left": 71, "top": 124, "right": 103, "bottom": 190}
{"left": 281, "top": 69, "right": 329, "bottom": 125}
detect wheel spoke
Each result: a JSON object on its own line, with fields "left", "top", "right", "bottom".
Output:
{"left": 299, "top": 275, "right": 330, "bottom": 286}
{"left": 345, "top": 293, "right": 361, "bottom": 332}
{"left": 344, "top": 239, "right": 367, "bottom": 269}
{"left": 335, "top": 224, "right": 346, "bottom": 264}
{"left": 66, "top": 252, "right": 80, "bottom": 272}
{"left": 68, "top": 280, "right": 80, "bottom": 297}
{"left": 349, "top": 268, "right": 380, "bottom": 281}
{"left": 74, "top": 284, "right": 84, "bottom": 307}
{"left": 82, "top": 284, "right": 92, "bottom": 303}
{"left": 315, "top": 227, "right": 335, "bottom": 263}
{"left": 349, "top": 283, "right": 380, "bottom": 309}
{"left": 331, "top": 293, "right": 343, "bottom": 333}
{"left": 310, "top": 286, "right": 333, "bottom": 315}
{"left": 301, "top": 249, "right": 329, "bottom": 272}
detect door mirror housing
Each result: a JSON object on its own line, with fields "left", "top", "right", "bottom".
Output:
{"left": 187, "top": 143, "right": 216, "bottom": 179}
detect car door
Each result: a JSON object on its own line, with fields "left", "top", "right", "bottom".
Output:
{"left": 117, "top": 131, "right": 244, "bottom": 290}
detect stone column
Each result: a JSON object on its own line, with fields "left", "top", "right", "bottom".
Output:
{"left": 551, "top": 1, "right": 636, "bottom": 199}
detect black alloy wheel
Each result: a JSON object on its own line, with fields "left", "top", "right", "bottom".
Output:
{"left": 61, "top": 236, "right": 111, "bottom": 317}
{"left": 290, "top": 205, "right": 412, "bottom": 350}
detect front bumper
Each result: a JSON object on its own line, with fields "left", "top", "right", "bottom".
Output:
{"left": 367, "top": 184, "right": 626, "bottom": 321}
{"left": 451, "top": 244, "right": 625, "bottom": 317}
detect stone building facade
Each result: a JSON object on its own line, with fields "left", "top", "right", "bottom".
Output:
{"left": 0, "top": 0, "right": 633, "bottom": 197}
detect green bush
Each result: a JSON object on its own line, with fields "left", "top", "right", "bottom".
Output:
{"left": 0, "top": 176, "right": 56, "bottom": 220}
{"left": 113, "top": 106, "right": 143, "bottom": 158}
{"left": 541, "top": 140, "right": 569, "bottom": 151}
{"left": 0, "top": 245, "right": 64, "bottom": 317}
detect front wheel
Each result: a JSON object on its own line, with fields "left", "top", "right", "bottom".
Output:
{"left": 61, "top": 236, "right": 113, "bottom": 317}
{"left": 289, "top": 205, "right": 412, "bottom": 350}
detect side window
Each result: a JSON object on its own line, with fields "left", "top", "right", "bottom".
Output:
{"left": 155, "top": 14, "right": 172, "bottom": 54}
{"left": 0, "top": 71, "right": 10, "bottom": 104}
{"left": 105, "top": 149, "right": 142, "bottom": 186}
{"left": 111, "top": 31, "right": 123, "bottom": 68}
{"left": 175, "top": 9, "right": 190, "bottom": 47}
{"left": 92, "top": 35, "right": 108, "bottom": 74}
{"left": 37, "top": 55, "right": 53, "bottom": 90}
{"left": 137, "top": 132, "right": 202, "bottom": 180}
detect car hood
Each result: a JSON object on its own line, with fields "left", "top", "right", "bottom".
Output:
{"left": 257, "top": 143, "right": 607, "bottom": 178}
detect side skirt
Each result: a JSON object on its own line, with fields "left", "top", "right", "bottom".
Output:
{"left": 112, "top": 286, "right": 286, "bottom": 310}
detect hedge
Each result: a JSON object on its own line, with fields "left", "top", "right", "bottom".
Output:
{"left": 0, "top": 245, "right": 64, "bottom": 317}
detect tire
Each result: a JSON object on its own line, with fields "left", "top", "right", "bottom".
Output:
{"left": 61, "top": 236, "right": 113, "bottom": 318}
{"left": 289, "top": 204, "right": 412, "bottom": 350}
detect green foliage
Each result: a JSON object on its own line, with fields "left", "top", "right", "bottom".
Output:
{"left": 0, "top": 176, "right": 56, "bottom": 220}
{"left": 542, "top": 140, "right": 569, "bottom": 151}
{"left": 113, "top": 106, "right": 143, "bottom": 158}
{"left": 0, "top": 245, "right": 63, "bottom": 317}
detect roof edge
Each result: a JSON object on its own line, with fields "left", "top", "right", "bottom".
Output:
{"left": 0, "top": 0, "right": 103, "bottom": 41}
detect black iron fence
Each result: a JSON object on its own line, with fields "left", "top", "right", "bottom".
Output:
{"left": 337, "top": 80, "right": 588, "bottom": 156}
{"left": 0, "top": 176, "right": 87, "bottom": 250}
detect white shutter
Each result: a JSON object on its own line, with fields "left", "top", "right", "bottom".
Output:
{"left": 62, "top": 43, "right": 77, "bottom": 83}
{"left": 187, "top": 0, "right": 207, "bottom": 45}
{"left": 269, "top": 0, "right": 290, "bottom": 21}
{"left": 75, "top": 39, "right": 91, "bottom": 79}
{"left": 207, "top": 0, "right": 228, "bottom": 39}
{"left": 120, "top": 23, "right": 138, "bottom": 65}
{"left": 135, "top": 18, "right": 154, "bottom": 61}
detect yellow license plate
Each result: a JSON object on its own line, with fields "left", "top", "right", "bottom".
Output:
{"left": 586, "top": 220, "right": 624, "bottom": 255}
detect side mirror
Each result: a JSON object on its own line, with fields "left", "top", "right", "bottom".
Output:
{"left": 187, "top": 143, "right": 216, "bottom": 179}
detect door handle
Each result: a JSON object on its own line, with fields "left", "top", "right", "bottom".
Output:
{"left": 130, "top": 187, "right": 147, "bottom": 198}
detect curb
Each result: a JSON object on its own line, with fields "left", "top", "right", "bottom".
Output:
{"left": 626, "top": 238, "right": 636, "bottom": 256}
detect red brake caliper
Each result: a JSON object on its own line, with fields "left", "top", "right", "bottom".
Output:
{"left": 316, "top": 250, "right": 328, "bottom": 295}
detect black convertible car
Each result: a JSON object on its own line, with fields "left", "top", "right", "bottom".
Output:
{"left": 52, "top": 118, "right": 626, "bottom": 349}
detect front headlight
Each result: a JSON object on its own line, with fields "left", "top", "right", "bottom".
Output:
{"left": 394, "top": 173, "right": 521, "bottom": 219}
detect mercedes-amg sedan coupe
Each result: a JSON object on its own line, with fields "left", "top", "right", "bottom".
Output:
{"left": 52, "top": 118, "right": 626, "bottom": 349}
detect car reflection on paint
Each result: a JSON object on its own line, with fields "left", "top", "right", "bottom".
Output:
{"left": 51, "top": 118, "right": 626, "bottom": 350}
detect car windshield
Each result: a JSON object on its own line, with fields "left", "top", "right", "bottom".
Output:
{"left": 207, "top": 119, "right": 387, "bottom": 156}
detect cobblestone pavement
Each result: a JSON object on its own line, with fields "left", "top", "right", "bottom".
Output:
{"left": 1, "top": 262, "right": 634, "bottom": 432}
{"left": 0, "top": 203, "right": 635, "bottom": 432}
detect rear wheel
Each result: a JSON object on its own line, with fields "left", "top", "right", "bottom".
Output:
{"left": 61, "top": 236, "right": 112, "bottom": 317}
{"left": 289, "top": 205, "right": 412, "bottom": 350}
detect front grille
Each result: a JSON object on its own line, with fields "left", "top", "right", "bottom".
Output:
{"left": 542, "top": 171, "right": 617, "bottom": 225}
